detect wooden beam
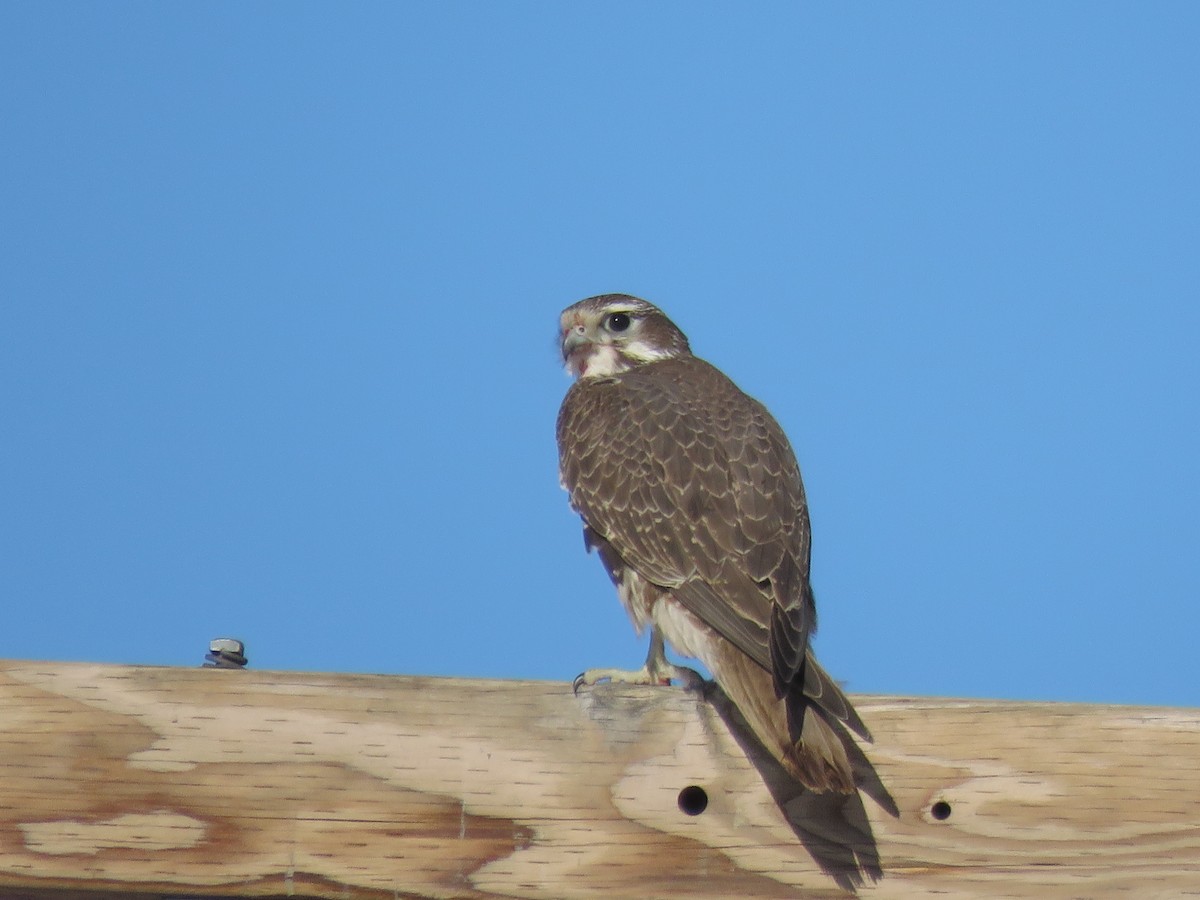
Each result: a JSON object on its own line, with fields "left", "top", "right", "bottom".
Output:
{"left": 1, "top": 661, "right": 1198, "bottom": 898}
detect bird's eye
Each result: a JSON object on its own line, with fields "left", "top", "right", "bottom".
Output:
{"left": 606, "top": 312, "right": 632, "bottom": 332}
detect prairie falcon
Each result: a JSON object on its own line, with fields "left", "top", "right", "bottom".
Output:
{"left": 557, "top": 294, "right": 870, "bottom": 793}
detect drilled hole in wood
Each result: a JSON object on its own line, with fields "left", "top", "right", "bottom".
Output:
{"left": 931, "top": 800, "right": 952, "bottom": 820}
{"left": 677, "top": 785, "right": 708, "bottom": 816}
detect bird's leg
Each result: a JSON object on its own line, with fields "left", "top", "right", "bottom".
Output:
{"left": 573, "top": 628, "right": 706, "bottom": 693}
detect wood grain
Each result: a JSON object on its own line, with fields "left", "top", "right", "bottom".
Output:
{"left": 0, "top": 661, "right": 1197, "bottom": 898}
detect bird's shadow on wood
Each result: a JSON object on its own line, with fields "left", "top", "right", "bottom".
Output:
{"left": 705, "top": 684, "right": 899, "bottom": 894}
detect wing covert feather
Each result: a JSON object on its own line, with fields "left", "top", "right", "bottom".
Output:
{"left": 557, "top": 358, "right": 814, "bottom": 695}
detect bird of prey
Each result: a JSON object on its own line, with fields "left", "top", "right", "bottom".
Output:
{"left": 556, "top": 294, "right": 870, "bottom": 793}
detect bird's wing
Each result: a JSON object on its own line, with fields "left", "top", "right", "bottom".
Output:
{"left": 557, "top": 357, "right": 812, "bottom": 693}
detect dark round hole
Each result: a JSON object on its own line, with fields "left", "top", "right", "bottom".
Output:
{"left": 678, "top": 785, "right": 708, "bottom": 816}
{"left": 931, "top": 800, "right": 952, "bottom": 820}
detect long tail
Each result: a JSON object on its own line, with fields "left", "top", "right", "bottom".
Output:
{"left": 714, "top": 642, "right": 864, "bottom": 794}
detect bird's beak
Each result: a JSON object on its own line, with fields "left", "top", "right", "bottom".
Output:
{"left": 561, "top": 324, "right": 589, "bottom": 362}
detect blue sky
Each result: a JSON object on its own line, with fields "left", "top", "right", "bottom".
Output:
{"left": 2, "top": 3, "right": 1197, "bottom": 707}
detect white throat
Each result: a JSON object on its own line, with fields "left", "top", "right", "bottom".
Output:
{"left": 566, "top": 337, "right": 681, "bottom": 380}
{"left": 573, "top": 344, "right": 628, "bottom": 378}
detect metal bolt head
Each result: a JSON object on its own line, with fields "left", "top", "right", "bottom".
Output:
{"left": 204, "top": 637, "right": 248, "bottom": 669}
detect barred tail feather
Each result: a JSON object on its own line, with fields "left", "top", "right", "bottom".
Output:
{"left": 715, "top": 644, "right": 858, "bottom": 794}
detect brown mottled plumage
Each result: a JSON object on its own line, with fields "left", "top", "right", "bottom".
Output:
{"left": 557, "top": 294, "right": 870, "bottom": 793}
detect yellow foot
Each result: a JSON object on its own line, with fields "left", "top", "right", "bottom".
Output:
{"left": 573, "top": 663, "right": 705, "bottom": 694}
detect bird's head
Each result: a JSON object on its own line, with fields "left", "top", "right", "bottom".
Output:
{"left": 559, "top": 294, "right": 691, "bottom": 379}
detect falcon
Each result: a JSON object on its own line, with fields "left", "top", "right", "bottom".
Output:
{"left": 556, "top": 293, "right": 870, "bottom": 793}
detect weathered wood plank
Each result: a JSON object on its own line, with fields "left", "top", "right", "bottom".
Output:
{"left": 0, "top": 661, "right": 1198, "bottom": 898}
